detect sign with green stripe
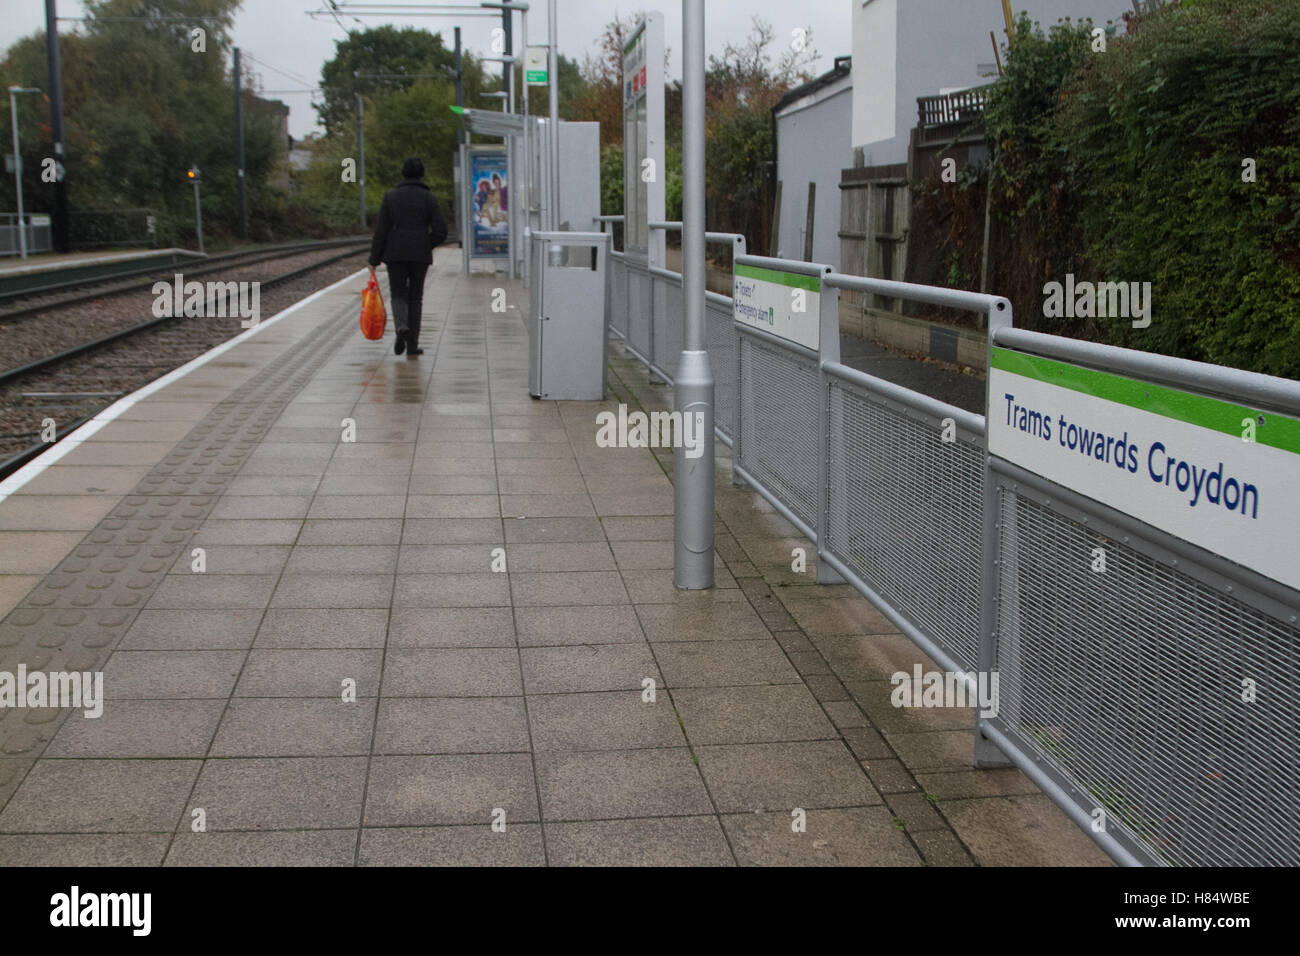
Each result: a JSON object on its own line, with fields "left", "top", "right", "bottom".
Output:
{"left": 525, "top": 47, "right": 548, "bottom": 85}
{"left": 732, "top": 263, "right": 821, "bottom": 349}
{"left": 989, "top": 346, "right": 1300, "bottom": 591}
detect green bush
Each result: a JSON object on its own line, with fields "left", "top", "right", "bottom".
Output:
{"left": 984, "top": 0, "right": 1300, "bottom": 378}
{"left": 983, "top": 13, "right": 1097, "bottom": 336}
{"left": 1056, "top": 0, "right": 1300, "bottom": 377}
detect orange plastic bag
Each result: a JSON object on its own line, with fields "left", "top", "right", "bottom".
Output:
{"left": 360, "top": 268, "right": 387, "bottom": 340}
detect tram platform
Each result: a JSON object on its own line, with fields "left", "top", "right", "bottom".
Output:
{"left": 0, "top": 254, "right": 1108, "bottom": 866}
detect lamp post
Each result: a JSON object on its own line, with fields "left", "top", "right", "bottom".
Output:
{"left": 8, "top": 85, "right": 42, "bottom": 260}
{"left": 674, "top": 0, "right": 715, "bottom": 589}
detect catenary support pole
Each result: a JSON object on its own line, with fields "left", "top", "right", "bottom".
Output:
{"left": 454, "top": 27, "right": 464, "bottom": 145}
{"left": 234, "top": 47, "right": 248, "bottom": 239}
{"left": 9, "top": 88, "right": 29, "bottom": 259}
{"left": 44, "top": 0, "right": 69, "bottom": 253}
{"left": 520, "top": 8, "right": 529, "bottom": 276}
{"left": 547, "top": 0, "right": 559, "bottom": 229}
{"left": 674, "top": 0, "right": 715, "bottom": 589}
{"left": 356, "top": 93, "right": 366, "bottom": 229}
{"left": 503, "top": 7, "right": 515, "bottom": 279}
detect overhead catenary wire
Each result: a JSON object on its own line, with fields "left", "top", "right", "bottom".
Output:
{"left": 242, "top": 51, "right": 318, "bottom": 89}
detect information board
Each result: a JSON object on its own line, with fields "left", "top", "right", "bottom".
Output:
{"left": 732, "top": 263, "right": 821, "bottom": 351}
{"left": 622, "top": 14, "right": 664, "bottom": 263}
{"left": 988, "top": 346, "right": 1300, "bottom": 591}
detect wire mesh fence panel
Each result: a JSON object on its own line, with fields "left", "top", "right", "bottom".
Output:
{"left": 625, "top": 260, "right": 653, "bottom": 363}
{"left": 664, "top": 274, "right": 684, "bottom": 373}
{"left": 737, "top": 331, "right": 821, "bottom": 532}
{"left": 608, "top": 253, "right": 628, "bottom": 338}
{"left": 824, "top": 372, "right": 985, "bottom": 672}
{"left": 650, "top": 271, "right": 684, "bottom": 379}
{"left": 708, "top": 296, "right": 738, "bottom": 443}
{"left": 992, "top": 486, "right": 1300, "bottom": 866}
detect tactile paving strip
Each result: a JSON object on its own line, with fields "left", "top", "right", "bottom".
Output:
{"left": 0, "top": 299, "right": 358, "bottom": 759}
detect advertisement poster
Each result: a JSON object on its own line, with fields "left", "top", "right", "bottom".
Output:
{"left": 469, "top": 150, "right": 509, "bottom": 259}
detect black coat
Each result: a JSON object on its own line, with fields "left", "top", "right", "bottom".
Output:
{"left": 368, "top": 179, "right": 448, "bottom": 267}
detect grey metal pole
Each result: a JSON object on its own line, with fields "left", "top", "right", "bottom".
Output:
{"left": 547, "top": 0, "right": 559, "bottom": 229}
{"left": 454, "top": 28, "right": 464, "bottom": 146}
{"left": 674, "top": 0, "right": 714, "bottom": 589}
{"left": 521, "top": 9, "right": 529, "bottom": 276}
{"left": 504, "top": 9, "right": 516, "bottom": 279}
{"left": 356, "top": 93, "right": 367, "bottom": 229}
{"left": 44, "top": 0, "right": 68, "bottom": 254}
{"left": 503, "top": 8, "right": 514, "bottom": 116}
{"left": 234, "top": 47, "right": 248, "bottom": 239}
{"left": 192, "top": 175, "right": 204, "bottom": 255}
{"left": 9, "top": 88, "right": 27, "bottom": 260}
{"left": 461, "top": 144, "right": 470, "bottom": 275}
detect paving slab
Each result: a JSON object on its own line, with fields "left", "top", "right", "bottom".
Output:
{"left": 186, "top": 756, "right": 367, "bottom": 831}
{"left": 535, "top": 748, "right": 713, "bottom": 822}
{"left": 722, "top": 807, "right": 922, "bottom": 866}
{"left": 0, "top": 759, "right": 201, "bottom": 832}
{"left": 165, "top": 829, "right": 357, "bottom": 867}
{"left": 546, "top": 816, "right": 732, "bottom": 867}
{"left": 210, "top": 698, "right": 377, "bottom": 757}
{"left": 358, "top": 825, "right": 545, "bottom": 866}
{"left": 363, "top": 754, "right": 537, "bottom": 827}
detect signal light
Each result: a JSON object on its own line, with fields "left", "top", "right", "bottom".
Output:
{"left": 187, "top": 167, "right": 200, "bottom": 182}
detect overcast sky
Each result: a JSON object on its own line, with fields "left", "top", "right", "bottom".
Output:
{"left": 2, "top": 0, "right": 850, "bottom": 139}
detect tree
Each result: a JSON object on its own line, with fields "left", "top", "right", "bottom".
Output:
{"left": 970, "top": 0, "right": 1300, "bottom": 378}
{"left": 575, "top": 14, "right": 640, "bottom": 147}
{"left": 704, "top": 17, "right": 817, "bottom": 245}
{"left": 304, "top": 30, "right": 496, "bottom": 229}
{"left": 981, "top": 13, "right": 1095, "bottom": 336}
{"left": 0, "top": 0, "right": 283, "bottom": 244}
{"left": 316, "top": 26, "right": 457, "bottom": 136}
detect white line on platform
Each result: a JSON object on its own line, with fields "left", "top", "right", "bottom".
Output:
{"left": 0, "top": 266, "right": 369, "bottom": 503}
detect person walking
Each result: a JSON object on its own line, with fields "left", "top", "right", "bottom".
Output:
{"left": 367, "top": 157, "right": 448, "bottom": 357}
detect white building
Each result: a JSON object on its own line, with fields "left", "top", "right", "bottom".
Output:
{"left": 850, "top": 0, "right": 1132, "bottom": 167}
{"left": 772, "top": 56, "right": 853, "bottom": 268}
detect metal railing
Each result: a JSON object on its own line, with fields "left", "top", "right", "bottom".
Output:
{"left": 596, "top": 215, "right": 745, "bottom": 445}
{"left": 0, "top": 213, "right": 53, "bottom": 256}
{"left": 731, "top": 255, "right": 830, "bottom": 541}
{"left": 595, "top": 216, "right": 628, "bottom": 341}
{"left": 600, "top": 241, "right": 1300, "bottom": 867}
{"left": 980, "top": 323, "right": 1300, "bottom": 867}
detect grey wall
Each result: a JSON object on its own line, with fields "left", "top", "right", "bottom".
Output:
{"left": 775, "top": 82, "right": 852, "bottom": 270}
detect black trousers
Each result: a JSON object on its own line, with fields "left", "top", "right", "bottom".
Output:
{"left": 385, "top": 260, "right": 430, "bottom": 348}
